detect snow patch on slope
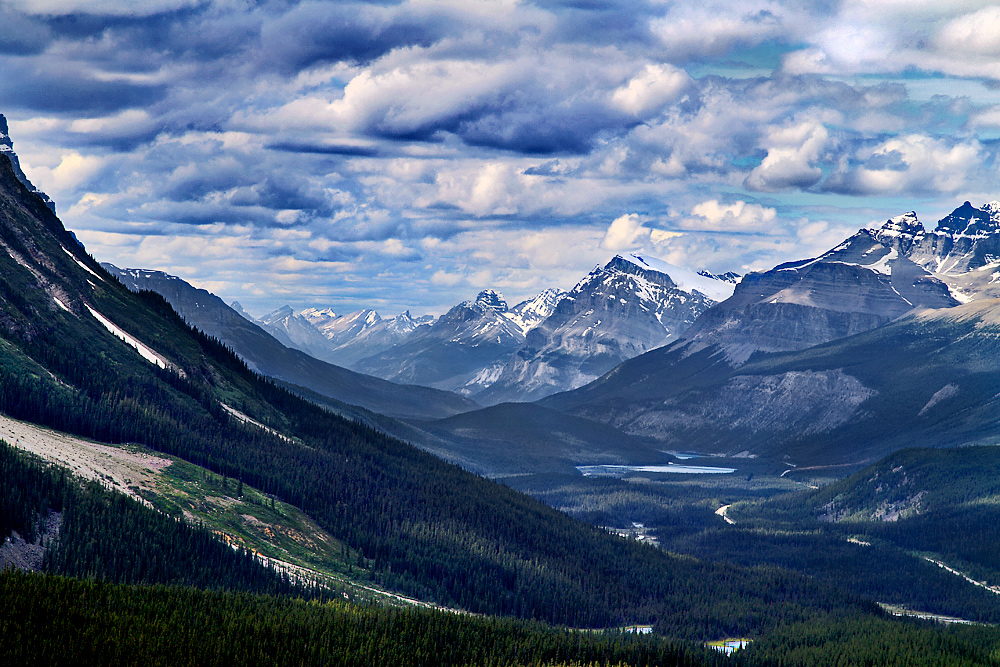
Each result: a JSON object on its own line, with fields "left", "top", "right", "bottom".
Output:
{"left": 85, "top": 305, "right": 169, "bottom": 369}
{"left": 61, "top": 246, "right": 103, "bottom": 281}
{"left": 620, "top": 253, "right": 737, "bottom": 302}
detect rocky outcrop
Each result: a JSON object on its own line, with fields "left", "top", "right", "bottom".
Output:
{"left": 0, "top": 114, "right": 54, "bottom": 213}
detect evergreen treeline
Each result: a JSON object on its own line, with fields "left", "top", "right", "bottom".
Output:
{"left": 5, "top": 569, "right": 1000, "bottom": 667}
{"left": 0, "top": 210, "right": 874, "bottom": 638}
{"left": 0, "top": 441, "right": 315, "bottom": 598}
{"left": 661, "top": 526, "right": 1000, "bottom": 624}
{"left": 676, "top": 446, "right": 1000, "bottom": 623}
{"left": 0, "top": 570, "right": 721, "bottom": 667}
{"left": 733, "top": 616, "right": 1000, "bottom": 667}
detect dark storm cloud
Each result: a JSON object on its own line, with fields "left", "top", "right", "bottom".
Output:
{"left": 0, "top": 58, "right": 167, "bottom": 113}
{"left": 0, "top": 10, "right": 52, "bottom": 55}
{"left": 457, "top": 102, "right": 635, "bottom": 155}
{"left": 258, "top": 2, "right": 455, "bottom": 74}
{"left": 542, "top": 0, "right": 662, "bottom": 48}
{"left": 268, "top": 142, "right": 383, "bottom": 157}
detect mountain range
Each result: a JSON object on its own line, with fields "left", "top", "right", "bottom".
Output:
{"left": 103, "top": 265, "right": 477, "bottom": 422}
{"left": 103, "top": 199, "right": 1000, "bottom": 478}
{"left": 247, "top": 254, "right": 737, "bottom": 403}
{"left": 8, "top": 113, "right": 1000, "bottom": 666}
{"left": 545, "top": 204, "right": 1000, "bottom": 470}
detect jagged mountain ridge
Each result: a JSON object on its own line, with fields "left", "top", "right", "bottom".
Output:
{"left": 351, "top": 257, "right": 737, "bottom": 399}
{"left": 679, "top": 213, "right": 958, "bottom": 365}
{"left": 351, "top": 288, "right": 530, "bottom": 395}
{"left": 868, "top": 201, "right": 1000, "bottom": 302}
{"left": 475, "top": 254, "right": 737, "bottom": 404}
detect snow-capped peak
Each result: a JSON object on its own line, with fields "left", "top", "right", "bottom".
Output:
{"left": 876, "top": 211, "right": 924, "bottom": 237}
{"left": 508, "top": 288, "right": 568, "bottom": 335}
{"left": 982, "top": 201, "right": 1000, "bottom": 219}
{"left": 300, "top": 306, "right": 338, "bottom": 323}
{"left": 471, "top": 289, "right": 508, "bottom": 313}
{"left": 618, "top": 253, "right": 737, "bottom": 302}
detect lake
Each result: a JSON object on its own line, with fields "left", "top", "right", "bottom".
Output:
{"left": 577, "top": 463, "right": 736, "bottom": 476}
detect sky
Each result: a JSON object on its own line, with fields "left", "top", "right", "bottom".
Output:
{"left": 5, "top": 0, "right": 1000, "bottom": 317}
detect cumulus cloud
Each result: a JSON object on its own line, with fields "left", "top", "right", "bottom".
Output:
{"left": 745, "top": 119, "right": 829, "bottom": 192}
{"left": 935, "top": 6, "right": 1000, "bottom": 56}
{"left": 686, "top": 200, "right": 778, "bottom": 231}
{"left": 611, "top": 64, "right": 691, "bottom": 117}
{"left": 824, "top": 134, "right": 983, "bottom": 195}
{"left": 650, "top": 3, "right": 799, "bottom": 61}
{"left": 601, "top": 214, "right": 649, "bottom": 251}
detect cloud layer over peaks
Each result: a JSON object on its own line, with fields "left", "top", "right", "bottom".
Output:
{"left": 4, "top": 0, "right": 1000, "bottom": 315}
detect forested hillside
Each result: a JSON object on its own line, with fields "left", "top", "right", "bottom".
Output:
{"left": 0, "top": 151, "right": 871, "bottom": 637}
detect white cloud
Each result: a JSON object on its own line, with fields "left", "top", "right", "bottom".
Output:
{"left": 611, "top": 64, "right": 690, "bottom": 117}
{"left": 687, "top": 200, "right": 778, "bottom": 230}
{"left": 22, "top": 151, "right": 105, "bottom": 198}
{"left": 430, "top": 270, "right": 464, "bottom": 286}
{"left": 936, "top": 6, "right": 1000, "bottom": 56}
{"left": 330, "top": 59, "right": 519, "bottom": 134}
{"left": 650, "top": 3, "right": 797, "bottom": 60}
{"left": 745, "top": 120, "right": 828, "bottom": 192}
{"left": 600, "top": 214, "right": 649, "bottom": 251}
{"left": 830, "top": 134, "right": 982, "bottom": 195}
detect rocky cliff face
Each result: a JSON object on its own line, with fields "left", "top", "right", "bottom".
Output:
{"left": 476, "top": 254, "right": 735, "bottom": 404}
{"left": 681, "top": 215, "right": 958, "bottom": 364}
{"left": 0, "top": 115, "right": 54, "bottom": 213}
{"left": 894, "top": 201, "right": 1000, "bottom": 302}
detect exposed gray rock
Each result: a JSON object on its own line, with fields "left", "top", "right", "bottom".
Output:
{"left": 0, "top": 510, "right": 61, "bottom": 572}
{"left": 353, "top": 289, "right": 527, "bottom": 395}
{"left": 475, "top": 255, "right": 734, "bottom": 404}
{"left": 682, "top": 216, "right": 958, "bottom": 364}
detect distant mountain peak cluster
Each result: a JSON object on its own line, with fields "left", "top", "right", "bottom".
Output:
{"left": 103, "top": 197, "right": 1000, "bottom": 416}
{"left": 205, "top": 253, "right": 737, "bottom": 403}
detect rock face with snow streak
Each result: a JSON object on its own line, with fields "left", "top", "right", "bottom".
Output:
{"left": 258, "top": 305, "right": 333, "bottom": 360}
{"left": 0, "top": 114, "right": 55, "bottom": 213}
{"left": 476, "top": 254, "right": 736, "bottom": 404}
{"left": 506, "top": 288, "right": 568, "bottom": 335}
{"left": 681, "top": 215, "right": 958, "bottom": 364}
{"left": 898, "top": 201, "right": 1000, "bottom": 302}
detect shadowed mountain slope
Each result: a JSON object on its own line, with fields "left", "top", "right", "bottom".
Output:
{"left": 0, "top": 151, "right": 869, "bottom": 635}
{"left": 103, "top": 266, "right": 478, "bottom": 421}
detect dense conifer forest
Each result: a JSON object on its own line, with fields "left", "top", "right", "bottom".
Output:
{"left": 9, "top": 153, "right": 1000, "bottom": 665}
{"left": 0, "top": 154, "right": 877, "bottom": 637}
